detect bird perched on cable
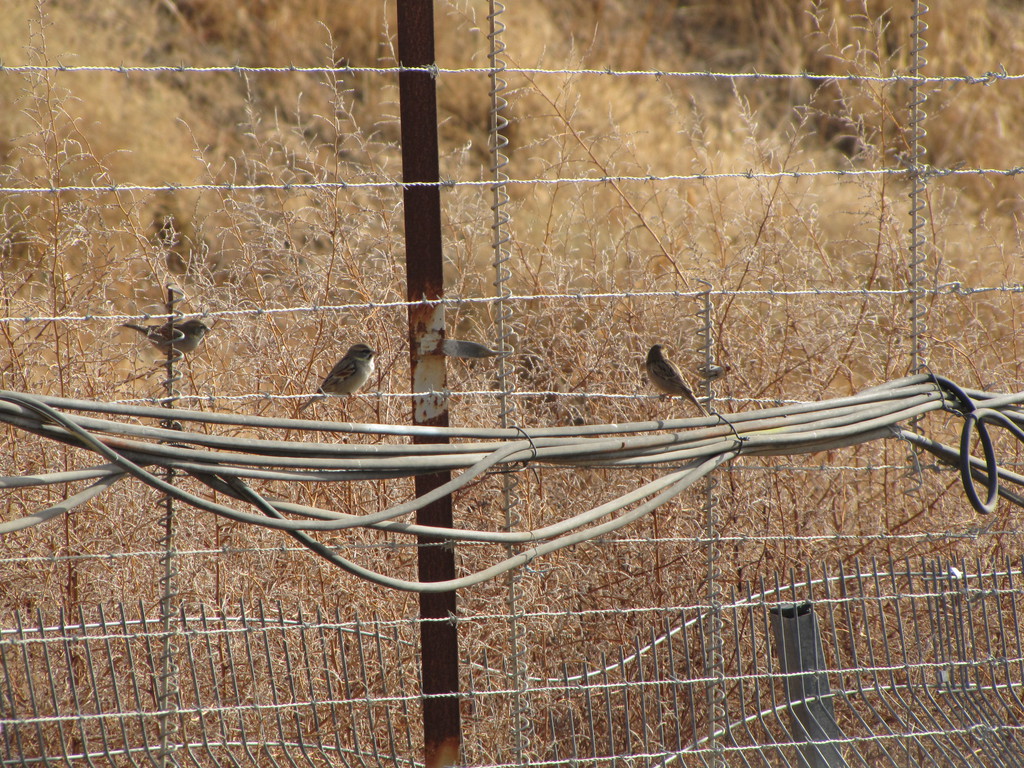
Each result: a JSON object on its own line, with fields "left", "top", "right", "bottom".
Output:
{"left": 298, "top": 343, "right": 376, "bottom": 412}
{"left": 646, "top": 344, "right": 709, "bottom": 416}
{"left": 122, "top": 318, "right": 210, "bottom": 354}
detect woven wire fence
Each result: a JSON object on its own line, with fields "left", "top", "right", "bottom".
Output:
{"left": 3, "top": 0, "right": 1024, "bottom": 766}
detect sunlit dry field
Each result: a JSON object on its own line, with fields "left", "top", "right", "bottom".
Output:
{"left": 2, "top": 0, "right": 1023, "bottom": 763}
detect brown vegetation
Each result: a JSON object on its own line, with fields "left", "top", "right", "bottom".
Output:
{"left": 1, "top": 0, "right": 1023, "bottom": 763}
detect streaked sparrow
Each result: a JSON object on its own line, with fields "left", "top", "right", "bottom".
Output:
{"left": 646, "top": 344, "right": 709, "bottom": 416}
{"left": 298, "top": 343, "right": 376, "bottom": 411}
{"left": 122, "top": 318, "right": 210, "bottom": 354}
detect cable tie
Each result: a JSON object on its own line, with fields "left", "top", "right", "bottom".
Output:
{"left": 497, "top": 426, "right": 538, "bottom": 471}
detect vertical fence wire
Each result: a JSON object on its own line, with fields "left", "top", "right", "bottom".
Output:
{"left": 156, "top": 282, "right": 184, "bottom": 768}
{"left": 488, "top": 1, "right": 534, "bottom": 763}
{"left": 902, "top": 0, "right": 930, "bottom": 520}
{"left": 696, "top": 280, "right": 727, "bottom": 765}
{"left": 907, "top": 0, "right": 930, "bottom": 378}
{"left": 697, "top": 280, "right": 717, "bottom": 407}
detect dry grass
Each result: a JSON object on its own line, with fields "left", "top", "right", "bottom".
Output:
{"left": 2, "top": 0, "right": 1023, "bottom": 763}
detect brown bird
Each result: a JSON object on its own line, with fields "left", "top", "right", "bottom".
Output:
{"left": 697, "top": 362, "right": 730, "bottom": 381}
{"left": 646, "top": 344, "right": 709, "bottom": 416}
{"left": 122, "top": 318, "right": 210, "bottom": 354}
{"left": 298, "top": 343, "right": 376, "bottom": 412}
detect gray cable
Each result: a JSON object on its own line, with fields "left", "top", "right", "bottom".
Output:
{"left": 2, "top": 376, "right": 1023, "bottom": 591}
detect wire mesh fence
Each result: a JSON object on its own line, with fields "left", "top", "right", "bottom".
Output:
{"left": 4, "top": 558, "right": 1024, "bottom": 767}
{"left": 2, "top": 0, "right": 1024, "bottom": 765}
{"left": 0, "top": 603, "right": 421, "bottom": 767}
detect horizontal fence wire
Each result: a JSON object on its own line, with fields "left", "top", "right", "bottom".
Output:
{"left": 4, "top": 558, "right": 1024, "bottom": 767}
{"left": 2, "top": 524, "right": 1022, "bottom": 570}
{"left": 1, "top": 282, "right": 1020, "bottom": 326}
{"left": 1, "top": 63, "right": 1020, "bottom": 83}
{"left": 0, "top": 165, "right": 1022, "bottom": 196}
{"left": 87, "top": 391, "right": 1017, "bottom": 410}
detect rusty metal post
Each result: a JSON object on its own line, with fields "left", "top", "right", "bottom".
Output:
{"left": 397, "top": 3, "right": 460, "bottom": 767}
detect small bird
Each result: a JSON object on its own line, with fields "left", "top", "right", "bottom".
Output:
{"left": 122, "top": 318, "right": 210, "bottom": 354}
{"left": 298, "top": 343, "right": 376, "bottom": 412}
{"left": 646, "top": 344, "right": 709, "bottom": 416}
{"left": 697, "top": 362, "right": 730, "bottom": 381}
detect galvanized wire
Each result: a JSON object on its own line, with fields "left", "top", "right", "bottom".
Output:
{"left": 156, "top": 284, "right": 184, "bottom": 768}
{"left": 1, "top": 62, "right": 1019, "bottom": 83}
{"left": 908, "top": 0, "right": 930, "bottom": 376}
{"left": 2, "top": 163, "right": 1023, "bottom": 198}
{"left": 2, "top": 281, "right": 1021, "bottom": 329}
{"left": 693, "top": 279, "right": 727, "bottom": 767}
{"left": 488, "top": 0, "right": 535, "bottom": 762}
{"left": 900, "top": 0, "right": 933, "bottom": 641}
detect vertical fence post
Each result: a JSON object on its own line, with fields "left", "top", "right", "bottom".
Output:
{"left": 769, "top": 602, "right": 847, "bottom": 768}
{"left": 396, "top": 3, "right": 461, "bottom": 766}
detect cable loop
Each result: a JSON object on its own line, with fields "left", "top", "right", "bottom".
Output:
{"left": 956, "top": 408, "right": 1024, "bottom": 515}
{"left": 959, "top": 410, "right": 998, "bottom": 514}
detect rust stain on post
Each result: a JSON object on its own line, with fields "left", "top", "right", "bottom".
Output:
{"left": 397, "top": 1, "right": 461, "bottom": 766}
{"left": 410, "top": 304, "right": 448, "bottom": 422}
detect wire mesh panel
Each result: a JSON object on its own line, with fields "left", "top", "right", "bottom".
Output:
{"left": 0, "top": 603, "right": 421, "bottom": 767}
{"left": 461, "top": 558, "right": 1024, "bottom": 768}
{"left": 4, "top": 559, "right": 1022, "bottom": 767}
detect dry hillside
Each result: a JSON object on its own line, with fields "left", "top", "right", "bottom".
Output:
{"left": 1, "top": 1, "right": 1023, "bottom": 761}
